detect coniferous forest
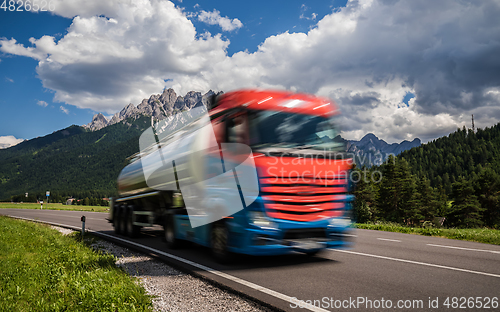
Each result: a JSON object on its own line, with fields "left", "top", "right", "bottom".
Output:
{"left": 0, "top": 116, "right": 151, "bottom": 204}
{"left": 354, "top": 123, "right": 500, "bottom": 229}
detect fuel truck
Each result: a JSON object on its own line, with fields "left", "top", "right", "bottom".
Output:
{"left": 109, "top": 89, "right": 354, "bottom": 262}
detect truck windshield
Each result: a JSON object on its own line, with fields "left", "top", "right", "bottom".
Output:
{"left": 248, "top": 110, "right": 344, "bottom": 151}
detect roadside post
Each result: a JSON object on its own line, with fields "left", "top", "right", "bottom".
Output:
{"left": 40, "top": 200, "right": 43, "bottom": 209}
{"left": 81, "top": 216, "right": 86, "bottom": 238}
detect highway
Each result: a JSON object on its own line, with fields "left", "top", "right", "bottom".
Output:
{"left": 1, "top": 208, "right": 499, "bottom": 311}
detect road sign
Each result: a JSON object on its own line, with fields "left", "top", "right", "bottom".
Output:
{"left": 46, "top": 191, "right": 50, "bottom": 197}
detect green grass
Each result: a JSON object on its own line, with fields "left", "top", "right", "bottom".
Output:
{"left": 356, "top": 222, "right": 500, "bottom": 245}
{"left": 0, "top": 202, "right": 108, "bottom": 212}
{"left": 0, "top": 216, "right": 152, "bottom": 311}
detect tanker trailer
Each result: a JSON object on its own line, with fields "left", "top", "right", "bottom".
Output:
{"left": 110, "top": 106, "right": 219, "bottom": 238}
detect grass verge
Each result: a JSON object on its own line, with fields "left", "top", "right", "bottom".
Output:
{"left": 0, "top": 216, "right": 152, "bottom": 311}
{"left": 356, "top": 222, "right": 500, "bottom": 245}
{"left": 0, "top": 202, "right": 108, "bottom": 212}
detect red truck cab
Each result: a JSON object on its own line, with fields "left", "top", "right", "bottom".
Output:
{"left": 206, "top": 89, "right": 354, "bottom": 257}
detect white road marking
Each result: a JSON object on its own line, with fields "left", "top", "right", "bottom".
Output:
{"left": 427, "top": 243, "right": 500, "bottom": 255}
{"left": 377, "top": 238, "right": 401, "bottom": 242}
{"left": 331, "top": 249, "right": 500, "bottom": 279}
{"left": 8, "top": 215, "right": 329, "bottom": 312}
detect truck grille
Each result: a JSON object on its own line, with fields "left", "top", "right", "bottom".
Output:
{"left": 260, "top": 176, "right": 348, "bottom": 222}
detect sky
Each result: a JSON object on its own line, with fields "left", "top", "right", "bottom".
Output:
{"left": 1, "top": 0, "right": 499, "bottom": 149}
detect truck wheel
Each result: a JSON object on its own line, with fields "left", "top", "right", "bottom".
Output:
{"left": 211, "top": 222, "right": 233, "bottom": 264}
{"left": 164, "top": 215, "right": 180, "bottom": 249}
{"left": 126, "top": 207, "right": 140, "bottom": 238}
{"left": 113, "top": 207, "right": 122, "bottom": 234}
{"left": 120, "top": 207, "right": 128, "bottom": 236}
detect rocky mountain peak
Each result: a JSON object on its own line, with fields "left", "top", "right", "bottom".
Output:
{"left": 84, "top": 89, "right": 220, "bottom": 131}
{"left": 84, "top": 113, "right": 109, "bottom": 131}
{"left": 347, "top": 133, "right": 421, "bottom": 167}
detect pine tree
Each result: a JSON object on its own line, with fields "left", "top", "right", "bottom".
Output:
{"left": 397, "top": 158, "right": 418, "bottom": 225}
{"left": 378, "top": 155, "right": 399, "bottom": 222}
{"left": 352, "top": 167, "right": 378, "bottom": 223}
{"left": 474, "top": 167, "right": 500, "bottom": 228}
{"left": 447, "top": 178, "right": 484, "bottom": 228}
{"left": 414, "top": 177, "right": 439, "bottom": 222}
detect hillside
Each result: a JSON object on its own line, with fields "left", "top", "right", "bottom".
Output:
{"left": 399, "top": 124, "right": 500, "bottom": 193}
{"left": 353, "top": 123, "right": 500, "bottom": 228}
{"left": 0, "top": 116, "right": 150, "bottom": 201}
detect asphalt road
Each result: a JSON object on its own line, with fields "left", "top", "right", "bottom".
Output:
{"left": 2, "top": 208, "right": 499, "bottom": 311}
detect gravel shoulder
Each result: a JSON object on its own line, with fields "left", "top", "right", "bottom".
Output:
{"left": 51, "top": 226, "right": 273, "bottom": 312}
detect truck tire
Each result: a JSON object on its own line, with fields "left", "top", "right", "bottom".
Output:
{"left": 119, "top": 207, "right": 128, "bottom": 236}
{"left": 211, "top": 221, "right": 233, "bottom": 264}
{"left": 164, "top": 215, "right": 180, "bottom": 249}
{"left": 126, "top": 207, "right": 140, "bottom": 238}
{"left": 113, "top": 206, "right": 122, "bottom": 234}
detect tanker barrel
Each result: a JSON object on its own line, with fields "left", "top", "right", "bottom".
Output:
{"left": 119, "top": 107, "right": 218, "bottom": 196}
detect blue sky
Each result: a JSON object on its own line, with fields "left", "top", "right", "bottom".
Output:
{"left": 1, "top": 0, "right": 499, "bottom": 147}
{"left": 0, "top": 0, "right": 346, "bottom": 142}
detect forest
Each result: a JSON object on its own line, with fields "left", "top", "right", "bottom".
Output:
{"left": 0, "top": 116, "right": 151, "bottom": 203}
{"left": 354, "top": 123, "right": 500, "bottom": 229}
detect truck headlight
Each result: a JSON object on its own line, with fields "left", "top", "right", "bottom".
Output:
{"left": 328, "top": 216, "right": 352, "bottom": 228}
{"left": 249, "top": 211, "right": 277, "bottom": 229}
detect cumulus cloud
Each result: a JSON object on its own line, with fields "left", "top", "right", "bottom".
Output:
{"left": 0, "top": 135, "right": 24, "bottom": 149}
{"left": 202, "top": 0, "right": 500, "bottom": 142}
{"left": 37, "top": 100, "right": 48, "bottom": 107}
{"left": 1, "top": 0, "right": 499, "bottom": 143}
{"left": 198, "top": 9, "right": 243, "bottom": 32}
{"left": 0, "top": 0, "right": 229, "bottom": 113}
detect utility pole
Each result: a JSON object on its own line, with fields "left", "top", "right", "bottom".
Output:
{"left": 472, "top": 114, "right": 475, "bottom": 133}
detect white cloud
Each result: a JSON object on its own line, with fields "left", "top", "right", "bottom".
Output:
{"left": 0, "top": 135, "right": 24, "bottom": 149}
{"left": 6, "top": 77, "right": 14, "bottom": 83}
{"left": 1, "top": 0, "right": 499, "bottom": 143}
{"left": 300, "top": 4, "right": 317, "bottom": 20}
{"left": 299, "top": 12, "right": 318, "bottom": 20}
{"left": 198, "top": 9, "right": 243, "bottom": 32}
{"left": 37, "top": 100, "right": 48, "bottom": 107}
{"left": 44, "top": 0, "right": 122, "bottom": 18}
{"left": 0, "top": 0, "right": 229, "bottom": 114}
{"left": 0, "top": 38, "right": 47, "bottom": 60}
{"left": 60, "top": 106, "right": 69, "bottom": 114}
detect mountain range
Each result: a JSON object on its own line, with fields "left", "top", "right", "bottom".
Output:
{"left": 84, "top": 88, "right": 219, "bottom": 131}
{"left": 0, "top": 89, "right": 420, "bottom": 200}
{"left": 344, "top": 133, "right": 421, "bottom": 167}
{"left": 83, "top": 88, "right": 421, "bottom": 167}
